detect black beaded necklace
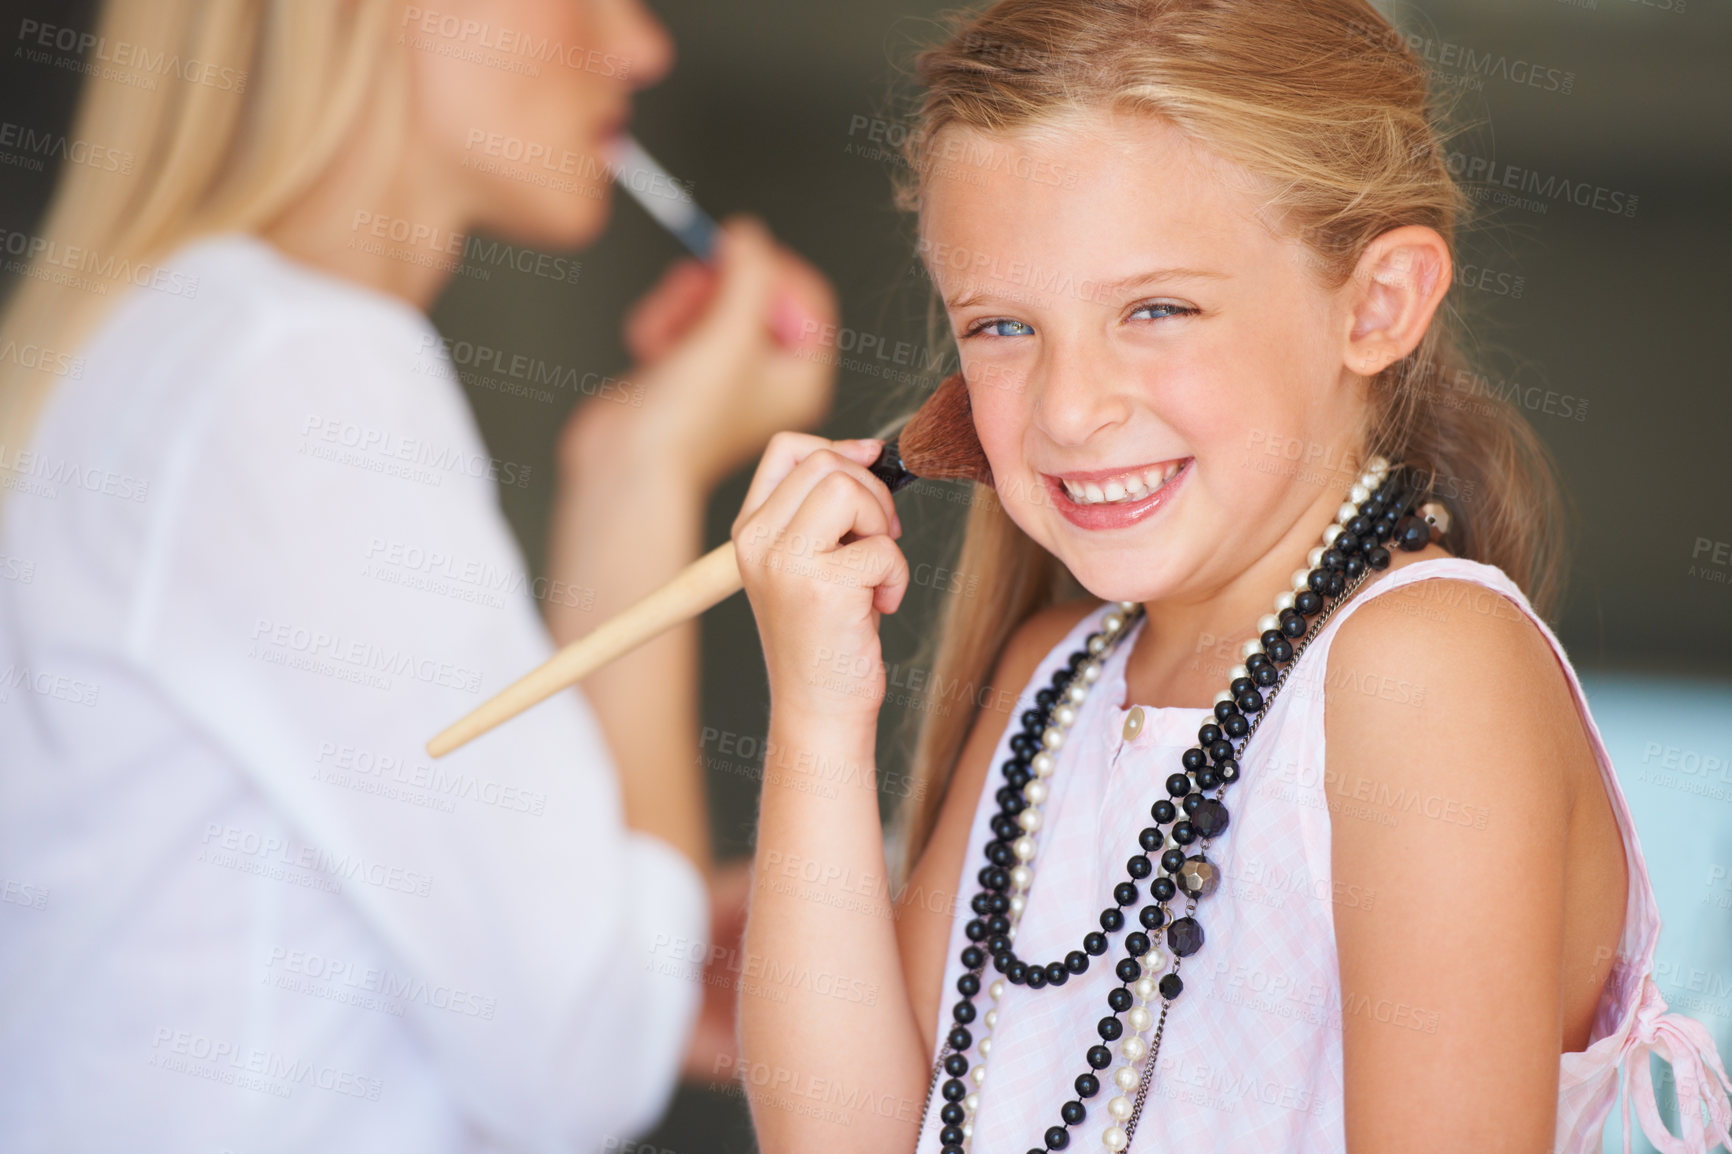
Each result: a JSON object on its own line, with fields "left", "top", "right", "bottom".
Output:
{"left": 918, "top": 460, "right": 1442, "bottom": 1154}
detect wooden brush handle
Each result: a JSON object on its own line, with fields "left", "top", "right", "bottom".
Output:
{"left": 426, "top": 540, "right": 742, "bottom": 757}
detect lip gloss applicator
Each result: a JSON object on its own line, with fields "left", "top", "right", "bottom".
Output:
{"left": 607, "top": 134, "right": 719, "bottom": 260}
{"left": 606, "top": 133, "right": 809, "bottom": 345}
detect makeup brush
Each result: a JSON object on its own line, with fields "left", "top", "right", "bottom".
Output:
{"left": 864, "top": 368, "right": 993, "bottom": 493}
{"left": 426, "top": 373, "right": 991, "bottom": 757}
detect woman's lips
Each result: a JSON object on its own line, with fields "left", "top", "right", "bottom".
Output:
{"left": 597, "top": 111, "right": 631, "bottom": 152}
{"left": 1044, "top": 458, "right": 1192, "bottom": 530}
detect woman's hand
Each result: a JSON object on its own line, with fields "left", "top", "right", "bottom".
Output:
{"left": 679, "top": 859, "right": 753, "bottom": 1085}
{"left": 544, "top": 222, "right": 836, "bottom": 900}
{"left": 560, "top": 216, "right": 837, "bottom": 494}
{"left": 730, "top": 432, "right": 908, "bottom": 727}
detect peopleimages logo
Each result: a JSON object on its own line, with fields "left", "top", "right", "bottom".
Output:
{"left": 1444, "top": 152, "right": 1638, "bottom": 218}
{"left": 0, "top": 120, "right": 133, "bottom": 173}
{"left": 0, "top": 339, "right": 84, "bottom": 379}
{"left": 15, "top": 19, "right": 248, "bottom": 92}
{"left": 348, "top": 212, "right": 584, "bottom": 283}
{"left": 0, "top": 229, "right": 201, "bottom": 298}
{"left": 416, "top": 336, "right": 640, "bottom": 407}
{"left": 199, "top": 822, "right": 435, "bottom": 898}
{"left": 0, "top": 442, "right": 149, "bottom": 502}
{"left": 248, "top": 616, "right": 485, "bottom": 695}
{"left": 148, "top": 1028, "right": 382, "bottom": 1100}
{"left": 264, "top": 946, "right": 498, "bottom": 1020}
{"left": 314, "top": 739, "right": 550, "bottom": 816}
{"left": 399, "top": 8, "right": 634, "bottom": 78}
{"left": 0, "top": 663, "right": 101, "bottom": 707}
{"left": 299, "top": 413, "right": 533, "bottom": 489}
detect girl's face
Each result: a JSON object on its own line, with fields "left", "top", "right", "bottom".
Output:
{"left": 921, "top": 108, "right": 1383, "bottom": 606}
{"left": 407, "top": 0, "right": 673, "bottom": 248}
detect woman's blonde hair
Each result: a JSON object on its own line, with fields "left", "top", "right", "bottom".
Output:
{"left": 888, "top": 0, "right": 1568, "bottom": 877}
{"left": 0, "top": 0, "right": 399, "bottom": 519}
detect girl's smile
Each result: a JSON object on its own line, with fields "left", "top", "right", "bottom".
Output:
{"left": 1044, "top": 456, "right": 1192, "bottom": 530}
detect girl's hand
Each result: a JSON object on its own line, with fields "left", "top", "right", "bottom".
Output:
{"left": 731, "top": 433, "right": 908, "bottom": 726}
{"left": 559, "top": 216, "right": 837, "bottom": 493}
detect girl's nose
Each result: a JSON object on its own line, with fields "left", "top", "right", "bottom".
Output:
{"left": 1030, "top": 357, "right": 1134, "bottom": 448}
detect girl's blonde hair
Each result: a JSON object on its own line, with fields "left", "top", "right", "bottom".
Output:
{"left": 0, "top": 0, "right": 399, "bottom": 521}
{"left": 889, "top": 0, "right": 1567, "bottom": 877}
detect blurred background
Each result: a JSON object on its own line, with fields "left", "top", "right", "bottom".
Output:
{"left": 2, "top": 0, "right": 1727, "bottom": 1149}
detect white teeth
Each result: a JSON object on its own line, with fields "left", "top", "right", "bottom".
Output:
{"left": 1060, "top": 461, "right": 1185, "bottom": 505}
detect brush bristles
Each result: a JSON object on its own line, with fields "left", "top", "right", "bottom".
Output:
{"left": 898, "top": 373, "right": 994, "bottom": 486}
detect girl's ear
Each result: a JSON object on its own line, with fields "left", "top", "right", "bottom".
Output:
{"left": 1341, "top": 226, "right": 1453, "bottom": 377}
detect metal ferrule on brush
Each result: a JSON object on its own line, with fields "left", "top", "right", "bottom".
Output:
{"left": 868, "top": 435, "right": 919, "bottom": 494}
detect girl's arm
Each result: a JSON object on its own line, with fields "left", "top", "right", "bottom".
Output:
{"left": 1327, "top": 578, "right": 1614, "bottom": 1152}
{"left": 731, "top": 433, "right": 928, "bottom": 1153}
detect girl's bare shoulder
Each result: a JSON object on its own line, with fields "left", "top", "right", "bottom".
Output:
{"left": 1324, "top": 555, "right": 1588, "bottom": 826}
{"left": 1332, "top": 561, "right": 1570, "bottom": 719}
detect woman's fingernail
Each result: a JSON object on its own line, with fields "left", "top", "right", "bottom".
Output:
{"left": 892, "top": 512, "right": 903, "bottom": 537}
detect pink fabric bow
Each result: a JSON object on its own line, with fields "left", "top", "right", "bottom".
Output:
{"left": 1617, "top": 974, "right": 1732, "bottom": 1153}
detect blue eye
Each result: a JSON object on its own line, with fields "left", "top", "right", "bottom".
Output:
{"left": 1130, "top": 302, "right": 1197, "bottom": 320}
{"left": 964, "top": 318, "right": 1034, "bottom": 338}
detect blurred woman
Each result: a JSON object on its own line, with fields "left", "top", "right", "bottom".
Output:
{"left": 0, "top": 1, "right": 835, "bottom": 1150}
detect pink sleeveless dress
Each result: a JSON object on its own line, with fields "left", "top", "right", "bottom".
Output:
{"left": 914, "top": 557, "right": 1732, "bottom": 1153}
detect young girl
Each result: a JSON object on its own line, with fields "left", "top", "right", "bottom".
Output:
{"left": 727, "top": 1, "right": 1732, "bottom": 1152}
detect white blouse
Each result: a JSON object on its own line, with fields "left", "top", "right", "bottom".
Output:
{"left": 0, "top": 233, "right": 707, "bottom": 1153}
